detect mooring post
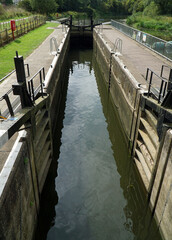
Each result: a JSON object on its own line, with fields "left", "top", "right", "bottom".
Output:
{"left": 12, "top": 51, "right": 33, "bottom": 108}
{"left": 91, "top": 16, "right": 93, "bottom": 31}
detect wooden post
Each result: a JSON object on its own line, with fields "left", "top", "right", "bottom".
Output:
{"left": 5, "top": 28, "right": 8, "bottom": 43}
{"left": 0, "top": 31, "right": 2, "bottom": 46}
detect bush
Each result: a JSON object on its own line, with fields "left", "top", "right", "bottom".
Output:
{"left": 18, "top": 0, "right": 32, "bottom": 12}
{"left": 0, "top": 4, "right": 5, "bottom": 15}
{"left": 143, "top": 2, "right": 160, "bottom": 17}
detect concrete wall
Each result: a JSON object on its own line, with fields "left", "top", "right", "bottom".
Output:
{"left": 44, "top": 30, "right": 70, "bottom": 134}
{"left": 150, "top": 129, "right": 172, "bottom": 240}
{"left": 93, "top": 29, "right": 145, "bottom": 143}
{"left": 0, "top": 29, "right": 70, "bottom": 240}
{"left": 93, "top": 28, "right": 172, "bottom": 240}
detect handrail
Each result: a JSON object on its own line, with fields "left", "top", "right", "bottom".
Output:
{"left": 160, "top": 65, "right": 172, "bottom": 92}
{"left": 0, "top": 63, "right": 30, "bottom": 83}
{"left": 50, "top": 37, "right": 58, "bottom": 54}
{"left": 111, "top": 20, "right": 172, "bottom": 62}
{"left": 97, "top": 23, "right": 103, "bottom": 34}
{"left": 113, "top": 38, "right": 122, "bottom": 54}
{"left": 0, "top": 87, "right": 14, "bottom": 117}
{"left": 146, "top": 68, "right": 168, "bottom": 103}
{"left": 0, "top": 67, "right": 45, "bottom": 118}
{"left": 28, "top": 67, "right": 45, "bottom": 102}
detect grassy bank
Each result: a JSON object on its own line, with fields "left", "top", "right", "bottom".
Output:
{"left": 0, "top": 22, "right": 58, "bottom": 80}
{"left": 127, "top": 14, "right": 172, "bottom": 41}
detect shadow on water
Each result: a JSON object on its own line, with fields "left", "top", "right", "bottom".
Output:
{"left": 34, "top": 60, "right": 70, "bottom": 240}
{"left": 35, "top": 38, "right": 162, "bottom": 240}
{"left": 93, "top": 57, "right": 162, "bottom": 240}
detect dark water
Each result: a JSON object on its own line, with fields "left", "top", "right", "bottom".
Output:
{"left": 35, "top": 48, "right": 162, "bottom": 240}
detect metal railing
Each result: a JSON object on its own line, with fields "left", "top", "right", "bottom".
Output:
{"left": 113, "top": 38, "right": 122, "bottom": 54}
{"left": 146, "top": 68, "right": 168, "bottom": 103}
{"left": 28, "top": 67, "right": 45, "bottom": 102}
{"left": 0, "top": 63, "right": 30, "bottom": 83}
{"left": 0, "top": 67, "right": 45, "bottom": 118}
{"left": 160, "top": 65, "right": 172, "bottom": 92}
{"left": 111, "top": 20, "right": 172, "bottom": 61}
{"left": 50, "top": 37, "right": 58, "bottom": 54}
{"left": 97, "top": 23, "right": 103, "bottom": 34}
{"left": 0, "top": 88, "right": 14, "bottom": 117}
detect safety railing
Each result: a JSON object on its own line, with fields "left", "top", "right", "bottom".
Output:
{"left": 50, "top": 37, "right": 58, "bottom": 54}
{"left": 97, "top": 23, "right": 103, "bottom": 34}
{"left": 62, "top": 24, "right": 68, "bottom": 33}
{"left": 111, "top": 20, "right": 172, "bottom": 61}
{"left": 28, "top": 67, "right": 45, "bottom": 102}
{"left": 160, "top": 65, "right": 172, "bottom": 92}
{"left": 113, "top": 38, "right": 122, "bottom": 54}
{"left": 0, "top": 88, "right": 14, "bottom": 118}
{"left": 0, "top": 63, "right": 30, "bottom": 83}
{"left": 146, "top": 68, "right": 168, "bottom": 103}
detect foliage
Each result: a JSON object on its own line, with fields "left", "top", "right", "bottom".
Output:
{"left": 0, "top": 5, "right": 31, "bottom": 20}
{"left": 31, "top": 0, "right": 58, "bottom": 15}
{"left": 0, "top": 22, "right": 58, "bottom": 79}
{"left": 18, "top": 0, "right": 32, "bottom": 12}
{"left": 143, "top": 1, "right": 160, "bottom": 16}
{"left": 154, "top": 0, "right": 172, "bottom": 15}
{"left": 127, "top": 14, "right": 172, "bottom": 41}
{"left": 0, "top": 4, "right": 5, "bottom": 15}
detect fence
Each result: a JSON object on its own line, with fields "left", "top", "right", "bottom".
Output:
{"left": 0, "top": 15, "right": 46, "bottom": 46}
{"left": 111, "top": 20, "right": 172, "bottom": 61}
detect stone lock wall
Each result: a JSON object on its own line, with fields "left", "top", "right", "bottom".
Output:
{"left": 0, "top": 30, "right": 70, "bottom": 240}
{"left": 93, "top": 29, "right": 144, "bottom": 143}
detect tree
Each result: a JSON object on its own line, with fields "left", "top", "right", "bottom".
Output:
{"left": 18, "top": 0, "right": 32, "bottom": 12}
{"left": 31, "top": 0, "right": 58, "bottom": 15}
{"left": 5, "top": 0, "right": 13, "bottom": 5}
{"left": 154, "top": 0, "right": 172, "bottom": 14}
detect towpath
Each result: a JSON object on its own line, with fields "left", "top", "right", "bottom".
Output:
{"left": 0, "top": 24, "right": 66, "bottom": 173}
{"left": 96, "top": 25, "right": 172, "bottom": 88}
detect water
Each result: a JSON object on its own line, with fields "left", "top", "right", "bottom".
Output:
{"left": 35, "top": 48, "right": 162, "bottom": 240}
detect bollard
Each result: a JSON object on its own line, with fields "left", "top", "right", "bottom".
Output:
{"left": 12, "top": 51, "right": 33, "bottom": 108}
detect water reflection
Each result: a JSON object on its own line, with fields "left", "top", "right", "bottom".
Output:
{"left": 35, "top": 48, "right": 162, "bottom": 240}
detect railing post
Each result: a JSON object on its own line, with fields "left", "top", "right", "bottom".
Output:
{"left": 70, "top": 15, "right": 72, "bottom": 29}
{"left": 39, "top": 71, "right": 44, "bottom": 97}
{"left": 91, "top": 16, "right": 93, "bottom": 31}
{"left": 160, "top": 65, "right": 164, "bottom": 78}
{"left": 148, "top": 71, "right": 153, "bottom": 98}
{"left": 158, "top": 80, "right": 164, "bottom": 103}
{"left": 168, "top": 69, "right": 172, "bottom": 92}
{"left": 146, "top": 68, "right": 149, "bottom": 81}
{"left": 3, "top": 94, "right": 14, "bottom": 117}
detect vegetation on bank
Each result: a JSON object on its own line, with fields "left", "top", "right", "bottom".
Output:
{"left": 0, "top": 4, "right": 31, "bottom": 20}
{"left": 0, "top": 0, "right": 171, "bottom": 41}
{"left": 127, "top": 14, "right": 172, "bottom": 41}
{"left": 0, "top": 22, "right": 58, "bottom": 79}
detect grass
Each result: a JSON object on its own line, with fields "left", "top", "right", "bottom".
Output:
{"left": 0, "top": 22, "right": 58, "bottom": 80}
{"left": 126, "top": 14, "right": 172, "bottom": 41}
